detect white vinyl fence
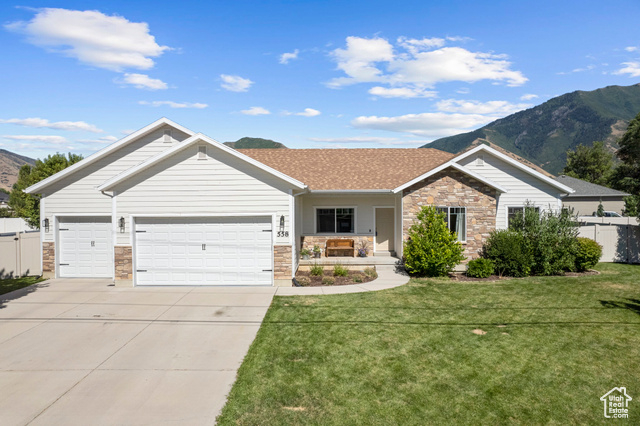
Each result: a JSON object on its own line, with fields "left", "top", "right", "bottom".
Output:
{"left": 578, "top": 223, "right": 640, "bottom": 264}
{"left": 0, "top": 218, "right": 34, "bottom": 233}
{"left": 0, "top": 231, "right": 41, "bottom": 278}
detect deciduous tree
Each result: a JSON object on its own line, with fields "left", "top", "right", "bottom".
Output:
{"left": 9, "top": 153, "right": 83, "bottom": 228}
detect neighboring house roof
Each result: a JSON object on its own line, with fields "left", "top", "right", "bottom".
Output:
{"left": 554, "top": 175, "right": 630, "bottom": 197}
{"left": 237, "top": 148, "right": 455, "bottom": 190}
{"left": 97, "top": 133, "right": 306, "bottom": 191}
{"left": 25, "top": 118, "right": 195, "bottom": 194}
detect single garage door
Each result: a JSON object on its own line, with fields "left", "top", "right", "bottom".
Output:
{"left": 59, "top": 217, "right": 112, "bottom": 278}
{"left": 134, "top": 217, "right": 273, "bottom": 286}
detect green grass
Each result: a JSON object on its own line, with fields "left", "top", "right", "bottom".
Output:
{"left": 0, "top": 276, "right": 45, "bottom": 296}
{"left": 217, "top": 263, "right": 640, "bottom": 424}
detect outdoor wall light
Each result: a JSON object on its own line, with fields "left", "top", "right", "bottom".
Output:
{"left": 42, "top": 218, "right": 49, "bottom": 232}
{"left": 119, "top": 216, "right": 125, "bottom": 233}
{"left": 279, "top": 215, "right": 285, "bottom": 232}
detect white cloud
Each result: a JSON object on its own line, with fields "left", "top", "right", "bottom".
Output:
{"left": 240, "top": 106, "right": 271, "bottom": 115}
{"left": 351, "top": 112, "right": 495, "bottom": 138}
{"left": 436, "top": 99, "right": 531, "bottom": 115}
{"left": 138, "top": 100, "right": 208, "bottom": 108}
{"left": 456, "top": 87, "right": 471, "bottom": 94}
{"left": 624, "top": 46, "right": 638, "bottom": 52}
{"left": 296, "top": 108, "right": 321, "bottom": 117}
{"left": 120, "top": 73, "right": 167, "bottom": 90}
{"left": 397, "top": 36, "right": 445, "bottom": 54}
{"left": 220, "top": 74, "right": 253, "bottom": 92}
{"left": 327, "top": 36, "right": 527, "bottom": 91}
{"left": 614, "top": 62, "right": 640, "bottom": 77}
{"left": 77, "top": 135, "right": 118, "bottom": 143}
{"left": 283, "top": 108, "right": 321, "bottom": 117}
{"left": 368, "top": 86, "right": 437, "bottom": 98}
{"left": 5, "top": 8, "right": 169, "bottom": 72}
{"left": 308, "top": 136, "right": 425, "bottom": 146}
{"left": 279, "top": 49, "right": 299, "bottom": 64}
{"left": 0, "top": 117, "right": 102, "bottom": 132}
{"left": 520, "top": 93, "right": 539, "bottom": 101}
{"left": 328, "top": 36, "right": 394, "bottom": 87}
{"left": 2, "top": 135, "right": 69, "bottom": 144}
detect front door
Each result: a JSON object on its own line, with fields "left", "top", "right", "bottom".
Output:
{"left": 375, "top": 208, "right": 395, "bottom": 252}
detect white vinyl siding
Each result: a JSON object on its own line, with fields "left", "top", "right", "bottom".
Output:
{"left": 42, "top": 126, "right": 191, "bottom": 242}
{"left": 457, "top": 153, "right": 563, "bottom": 230}
{"left": 114, "top": 145, "right": 292, "bottom": 245}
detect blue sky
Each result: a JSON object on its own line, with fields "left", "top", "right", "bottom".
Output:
{"left": 1, "top": 0, "right": 639, "bottom": 159}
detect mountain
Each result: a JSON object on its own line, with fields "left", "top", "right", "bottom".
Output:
{"left": 0, "top": 149, "right": 35, "bottom": 191}
{"left": 224, "top": 137, "right": 287, "bottom": 149}
{"left": 423, "top": 83, "right": 640, "bottom": 174}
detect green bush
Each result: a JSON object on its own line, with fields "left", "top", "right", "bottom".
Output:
{"left": 509, "top": 206, "right": 579, "bottom": 275}
{"left": 574, "top": 237, "right": 602, "bottom": 271}
{"left": 352, "top": 274, "right": 363, "bottom": 283}
{"left": 322, "top": 277, "right": 335, "bottom": 285}
{"left": 309, "top": 263, "right": 324, "bottom": 276}
{"left": 403, "top": 206, "right": 465, "bottom": 277}
{"left": 297, "top": 277, "right": 310, "bottom": 286}
{"left": 333, "top": 263, "right": 348, "bottom": 277}
{"left": 467, "top": 258, "right": 494, "bottom": 278}
{"left": 364, "top": 267, "right": 377, "bottom": 279}
{"left": 481, "top": 230, "right": 533, "bottom": 277}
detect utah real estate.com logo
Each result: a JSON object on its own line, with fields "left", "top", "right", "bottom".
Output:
{"left": 600, "top": 387, "right": 632, "bottom": 419}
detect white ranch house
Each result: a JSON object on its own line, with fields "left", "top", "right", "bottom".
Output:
{"left": 26, "top": 118, "right": 574, "bottom": 286}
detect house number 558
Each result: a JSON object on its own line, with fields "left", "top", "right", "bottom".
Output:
{"left": 277, "top": 231, "right": 289, "bottom": 237}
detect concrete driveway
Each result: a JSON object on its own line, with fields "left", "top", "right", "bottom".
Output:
{"left": 0, "top": 279, "right": 276, "bottom": 426}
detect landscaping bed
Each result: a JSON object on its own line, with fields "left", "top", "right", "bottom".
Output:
{"left": 295, "top": 266, "right": 377, "bottom": 286}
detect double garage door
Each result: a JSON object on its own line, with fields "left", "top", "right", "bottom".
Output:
{"left": 58, "top": 216, "right": 273, "bottom": 285}
{"left": 134, "top": 217, "right": 273, "bottom": 286}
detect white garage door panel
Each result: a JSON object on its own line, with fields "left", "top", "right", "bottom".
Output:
{"left": 59, "top": 217, "right": 112, "bottom": 278}
{"left": 135, "top": 217, "right": 273, "bottom": 286}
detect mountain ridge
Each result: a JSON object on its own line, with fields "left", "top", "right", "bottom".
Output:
{"left": 423, "top": 83, "right": 640, "bottom": 174}
{"left": 0, "top": 149, "right": 35, "bottom": 191}
{"left": 224, "top": 137, "right": 287, "bottom": 149}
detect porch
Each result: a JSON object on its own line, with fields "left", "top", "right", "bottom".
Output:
{"left": 295, "top": 192, "right": 403, "bottom": 260}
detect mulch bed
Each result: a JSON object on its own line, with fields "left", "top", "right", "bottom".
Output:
{"left": 295, "top": 269, "right": 377, "bottom": 286}
{"left": 450, "top": 269, "right": 600, "bottom": 282}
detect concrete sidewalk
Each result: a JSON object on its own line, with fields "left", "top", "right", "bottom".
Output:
{"left": 275, "top": 265, "right": 409, "bottom": 296}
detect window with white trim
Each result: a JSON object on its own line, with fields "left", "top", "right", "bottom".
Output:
{"left": 316, "top": 208, "right": 354, "bottom": 233}
{"left": 437, "top": 206, "right": 466, "bottom": 242}
{"left": 507, "top": 206, "right": 540, "bottom": 228}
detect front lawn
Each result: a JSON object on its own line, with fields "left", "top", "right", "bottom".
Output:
{"left": 217, "top": 263, "right": 640, "bottom": 424}
{"left": 0, "top": 276, "right": 45, "bottom": 296}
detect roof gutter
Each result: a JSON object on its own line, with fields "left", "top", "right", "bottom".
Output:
{"left": 308, "top": 189, "right": 394, "bottom": 194}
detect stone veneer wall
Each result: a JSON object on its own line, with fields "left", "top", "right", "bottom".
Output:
{"left": 300, "top": 235, "right": 374, "bottom": 257}
{"left": 402, "top": 169, "right": 497, "bottom": 260}
{"left": 114, "top": 246, "right": 133, "bottom": 280}
{"left": 274, "top": 245, "right": 292, "bottom": 279}
{"left": 42, "top": 242, "right": 55, "bottom": 275}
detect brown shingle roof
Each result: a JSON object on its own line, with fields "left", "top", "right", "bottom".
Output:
{"left": 237, "top": 148, "right": 455, "bottom": 190}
